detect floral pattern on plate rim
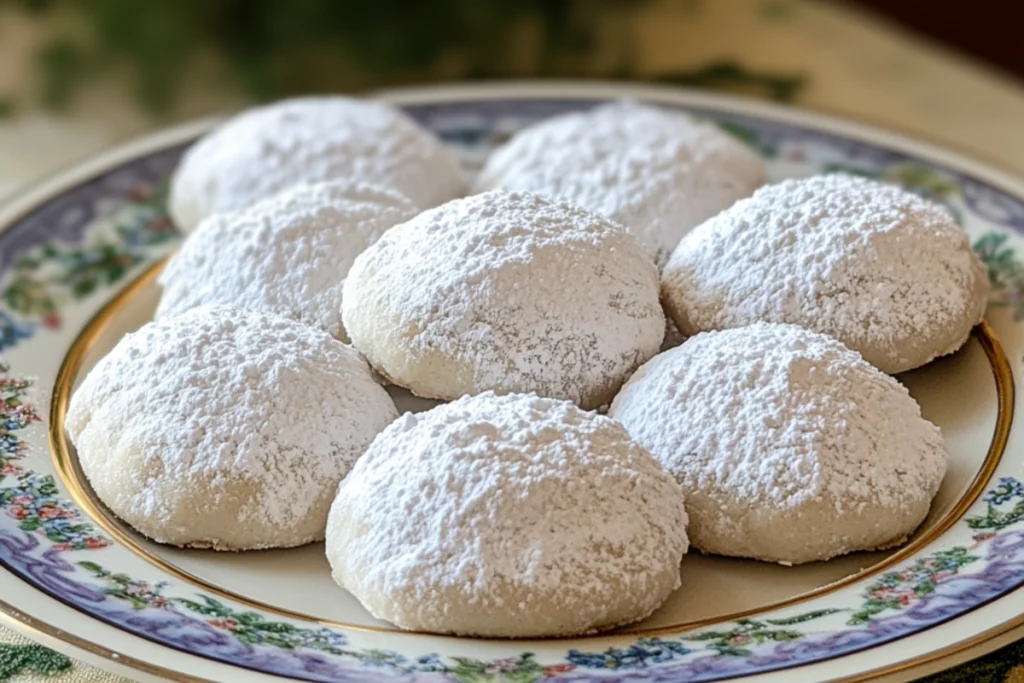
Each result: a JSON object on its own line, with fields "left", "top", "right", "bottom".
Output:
{"left": 0, "top": 98, "right": 1021, "bottom": 681}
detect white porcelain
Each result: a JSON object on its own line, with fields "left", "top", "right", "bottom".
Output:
{"left": 0, "top": 82, "right": 1023, "bottom": 682}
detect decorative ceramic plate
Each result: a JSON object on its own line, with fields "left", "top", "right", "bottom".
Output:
{"left": 1, "top": 83, "right": 1024, "bottom": 683}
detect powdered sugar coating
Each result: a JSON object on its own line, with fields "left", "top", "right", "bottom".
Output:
{"left": 661, "top": 174, "right": 990, "bottom": 374}
{"left": 326, "top": 391, "right": 689, "bottom": 637}
{"left": 609, "top": 323, "right": 949, "bottom": 565}
{"left": 170, "top": 97, "right": 464, "bottom": 232}
{"left": 473, "top": 100, "right": 765, "bottom": 266}
{"left": 342, "top": 190, "right": 665, "bottom": 410}
{"left": 65, "top": 305, "right": 398, "bottom": 550}
{"left": 157, "top": 180, "right": 419, "bottom": 341}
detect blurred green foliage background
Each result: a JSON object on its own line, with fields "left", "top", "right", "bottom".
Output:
{"left": 2, "top": 0, "right": 804, "bottom": 114}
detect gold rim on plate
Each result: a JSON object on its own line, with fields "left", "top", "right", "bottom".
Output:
{"left": 0, "top": 82, "right": 1013, "bottom": 682}
{"left": 48, "top": 258, "right": 1014, "bottom": 640}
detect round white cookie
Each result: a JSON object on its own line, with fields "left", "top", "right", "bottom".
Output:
{"left": 170, "top": 96, "right": 464, "bottom": 232}
{"left": 158, "top": 180, "right": 418, "bottom": 341}
{"left": 326, "top": 391, "right": 689, "bottom": 637}
{"left": 661, "top": 174, "right": 990, "bottom": 374}
{"left": 65, "top": 305, "right": 398, "bottom": 550}
{"left": 473, "top": 100, "right": 765, "bottom": 266}
{"left": 342, "top": 190, "right": 664, "bottom": 410}
{"left": 609, "top": 323, "right": 949, "bottom": 565}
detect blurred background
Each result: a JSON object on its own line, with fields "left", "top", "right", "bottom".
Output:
{"left": 0, "top": 0, "right": 1022, "bottom": 201}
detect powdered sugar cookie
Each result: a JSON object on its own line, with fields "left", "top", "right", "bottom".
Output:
{"left": 170, "top": 97, "right": 464, "bottom": 233}
{"left": 65, "top": 305, "right": 398, "bottom": 550}
{"left": 473, "top": 100, "right": 765, "bottom": 266}
{"left": 326, "top": 391, "right": 689, "bottom": 637}
{"left": 609, "top": 323, "right": 949, "bottom": 565}
{"left": 158, "top": 180, "right": 419, "bottom": 341}
{"left": 661, "top": 174, "right": 990, "bottom": 374}
{"left": 342, "top": 190, "right": 664, "bottom": 410}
